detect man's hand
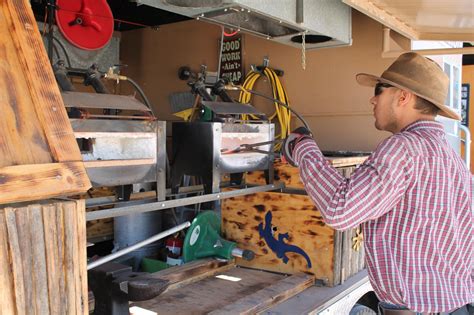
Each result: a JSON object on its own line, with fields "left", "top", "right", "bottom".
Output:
{"left": 281, "top": 127, "right": 312, "bottom": 167}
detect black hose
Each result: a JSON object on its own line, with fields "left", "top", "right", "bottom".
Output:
{"left": 52, "top": 36, "right": 72, "bottom": 68}
{"left": 126, "top": 77, "right": 154, "bottom": 113}
{"left": 243, "top": 88, "right": 312, "bottom": 134}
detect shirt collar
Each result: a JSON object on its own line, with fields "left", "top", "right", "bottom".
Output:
{"left": 400, "top": 120, "right": 444, "bottom": 133}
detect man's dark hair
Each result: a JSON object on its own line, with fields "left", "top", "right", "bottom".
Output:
{"left": 414, "top": 96, "right": 440, "bottom": 116}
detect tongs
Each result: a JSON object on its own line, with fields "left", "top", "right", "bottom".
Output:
{"left": 221, "top": 139, "right": 283, "bottom": 155}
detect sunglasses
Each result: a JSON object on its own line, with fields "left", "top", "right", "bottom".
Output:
{"left": 374, "top": 82, "right": 394, "bottom": 96}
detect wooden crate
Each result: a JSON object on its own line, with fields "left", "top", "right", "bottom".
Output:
{"left": 0, "top": 199, "right": 88, "bottom": 314}
{"left": 222, "top": 158, "right": 367, "bottom": 286}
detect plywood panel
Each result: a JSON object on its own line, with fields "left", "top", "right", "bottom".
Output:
{"left": 0, "top": 200, "right": 88, "bottom": 315}
{"left": 0, "top": 0, "right": 90, "bottom": 204}
{"left": 222, "top": 192, "right": 337, "bottom": 285}
{"left": 134, "top": 266, "right": 285, "bottom": 314}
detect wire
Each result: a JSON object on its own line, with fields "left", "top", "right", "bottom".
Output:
{"left": 238, "top": 86, "right": 311, "bottom": 134}
{"left": 52, "top": 36, "right": 72, "bottom": 67}
{"left": 238, "top": 68, "right": 293, "bottom": 150}
{"left": 55, "top": 7, "right": 158, "bottom": 29}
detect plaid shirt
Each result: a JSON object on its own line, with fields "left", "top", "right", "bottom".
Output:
{"left": 294, "top": 120, "right": 473, "bottom": 313}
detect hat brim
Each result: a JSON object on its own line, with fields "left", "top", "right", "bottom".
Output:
{"left": 356, "top": 73, "right": 461, "bottom": 121}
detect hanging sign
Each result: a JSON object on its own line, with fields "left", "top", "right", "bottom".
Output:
{"left": 220, "top": 34, "right": 243, "bottom": 84}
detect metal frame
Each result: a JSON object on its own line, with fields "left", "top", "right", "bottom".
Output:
{"left": 86, "top": 183, "right": 284, "bottom": 221}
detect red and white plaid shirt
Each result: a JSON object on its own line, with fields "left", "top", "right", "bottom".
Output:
{"left": 294, "top": 120, "right": 473, "bottom": 313}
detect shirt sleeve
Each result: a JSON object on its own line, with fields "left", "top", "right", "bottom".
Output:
{"left": 293, "top": 135, "right": 413, "bottom": 230}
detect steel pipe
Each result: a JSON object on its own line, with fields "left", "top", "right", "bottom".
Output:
{"left": 87, "top": 221, "right": 191, "bottom": 270}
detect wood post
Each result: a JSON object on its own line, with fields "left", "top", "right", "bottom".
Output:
{"left": 0, "top": 200, "right": 88, "bottom": 315}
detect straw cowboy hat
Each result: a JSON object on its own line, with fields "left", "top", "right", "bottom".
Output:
{"left": 356, "top": 52, "right": 460, "bottom": 120}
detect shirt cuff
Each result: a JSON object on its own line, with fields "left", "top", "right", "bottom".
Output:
{"left": 293, "top": 138, "right": 323, "bottom": 165}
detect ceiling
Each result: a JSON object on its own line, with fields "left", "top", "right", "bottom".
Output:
{"left": 342, "top": 0, "right": 474, "bottom": 41}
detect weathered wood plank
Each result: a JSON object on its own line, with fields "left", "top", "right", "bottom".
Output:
{"left": 0, "top": 209, "right": 16, "bottom": 314}
{"left": 30, "top": 205, "right": 50, "bottom": 314}
{"left": 83, "top": 159, "right": 155, "bottom": 168}
{"left": 56, "top": 203, "right": 67, "bottom": 315}
{"left": 0, "top": 162, "right": 91, "bottom": 204}
{"left": 149, "top": 258, "right": 234, "bottom": 292}
{"left": 4, "top": 207, "right": 27, "bottom": 314}
{"left": 1, "top": 201, "right": 88, "bottom": 314}
{"left": 14, "top": 206, "right": 35, "bottom": 311}
{"left": 43, "top": 204, "right": 61, "bottom": 315}
{"left": 75, "top": 199, "right": 88, "bottom": 315}
{"left": 209, "top": 273, "right": 314, "bottom": 315}
{"left": 0, "top": 7, "right": 52, "bottom": 167}
{"left": 0, "top": 0, "right": 90, "bottom": 204}
{"left": 134, "top": 266, "right": 285, "bottom": 314}
{"left": 2, "top": 0, "right": 83, "bottom": 162}
{"left": 63, "top": 202, "right": 78, "bottom": 314}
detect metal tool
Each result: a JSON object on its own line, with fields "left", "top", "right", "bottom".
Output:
{"left": 221, "top": 139, "right": 283, "bottom": 155}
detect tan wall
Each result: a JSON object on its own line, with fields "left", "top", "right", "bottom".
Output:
{"left": 462, "top": 65, "right": 474, "bottom": 170}
{"left": 121, "top": 10, "right": 397, "bottom": 151}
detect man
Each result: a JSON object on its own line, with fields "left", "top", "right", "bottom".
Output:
{"left": 282, "top": 52, "right": 473, "bottom": 314}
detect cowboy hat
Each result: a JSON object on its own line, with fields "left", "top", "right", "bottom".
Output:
{"left": 356, "top": 52, "right": 460, "bottom": 120}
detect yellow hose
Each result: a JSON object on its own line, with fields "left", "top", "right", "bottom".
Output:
{"left": 238, "top": 68, "right": 291, "bottom": 150}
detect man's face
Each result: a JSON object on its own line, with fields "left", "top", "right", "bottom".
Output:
{"left": 370, "top": 83, "right": 400, "bottom": 133}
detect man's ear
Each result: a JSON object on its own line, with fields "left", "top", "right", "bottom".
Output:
{"left": 397, "top": 90, "right": 414, "bottom": 108}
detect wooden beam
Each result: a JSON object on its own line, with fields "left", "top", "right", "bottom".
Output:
{"left": 2, "top": 0, "right": 83, "bottom": 162}
{"left": 208, "top": 273, "right": 314, "bottom": 315}
{"left": 419, "top": 32, "right": 474, "bottom": 41}
{"left": 342, "top": 0, "right": 420, "bottom": 40}
{"left": 149, "top": 259, "right": 235, "bottom": 292}
{"left": 83, "top": 159, "right": 156, "bottom": 168}
{"left": 0, "top": 162, "right": 90, "bottom": 205}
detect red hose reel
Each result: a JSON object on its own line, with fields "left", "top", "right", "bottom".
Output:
{"left": 55, "top": 0, "right": 114, "bottom": 50}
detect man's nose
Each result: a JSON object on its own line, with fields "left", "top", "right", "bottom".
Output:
{"left": 370, "top": 96, "right": 376, "bottom": 106}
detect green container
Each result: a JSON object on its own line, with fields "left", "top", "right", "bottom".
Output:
{"left": 141, "top": 257, "right": 169, "bottom": 273}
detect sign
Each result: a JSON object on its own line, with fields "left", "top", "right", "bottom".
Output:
{"left": 220, "top": 34, "right": 243, "bottom": 84}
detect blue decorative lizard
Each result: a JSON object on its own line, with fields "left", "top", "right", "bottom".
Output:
{"left": 258, "top": 211, "right": 312, "bottom": 268}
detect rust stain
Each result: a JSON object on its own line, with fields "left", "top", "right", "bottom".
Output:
{"left": 306, "top": 230, "right": 318, "bottom": 236}
{"left": 253, "top": 215, "right": 262, "bottom": 222}
{"left": 254, "top": 204, "right": 265, "bottom": 213}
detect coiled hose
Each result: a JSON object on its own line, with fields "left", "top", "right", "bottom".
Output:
{"left": 238, "top": 68, "right": 292, "bottom": 151}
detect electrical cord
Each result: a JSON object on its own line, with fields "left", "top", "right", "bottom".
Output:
{"left": 52, "top": 35, "right": 72, "bottom": 68}
{"left": 238, "top": 68, "right": 296, "bottom": 150}
{"left": 238, "top": 85, "right": 312, "bottom": 134}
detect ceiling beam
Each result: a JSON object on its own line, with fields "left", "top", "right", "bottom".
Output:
{"left": 342, "top": 0, "right": 420, "bottom": 40}
{"left": 419, "top": 32, "right": 474, "bottom": 42}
